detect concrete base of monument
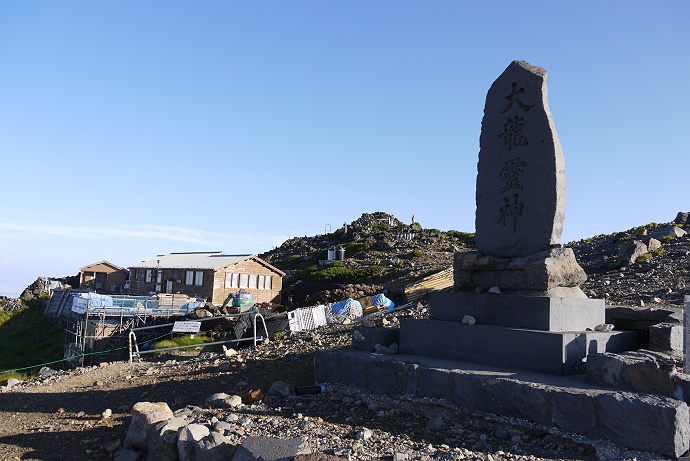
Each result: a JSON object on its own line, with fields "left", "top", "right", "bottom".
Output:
{"left": 314, "top": 350, "right": 690, "bottom": 458}
{"left": 399, "top": 319, "right": 638, "bottom": 375}
{"left": 429, "top": 291, "right": 605, "bottom": 331}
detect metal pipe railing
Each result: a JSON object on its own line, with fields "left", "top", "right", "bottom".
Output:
{"left": 128, "top": 310, "right": 269, "bottom": 363}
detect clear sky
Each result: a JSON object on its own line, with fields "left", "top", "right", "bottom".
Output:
{"left": 1, "top": 1, "right": 688, "bottom": 296}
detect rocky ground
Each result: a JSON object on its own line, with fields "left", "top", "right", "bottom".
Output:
{"left": 569, "top": 222, "right": 689, "bottom": 309}
{"left": 2, "top": 213, "right": 689, "bottom": 460}
{"left": 0, "top": 305, "right": 673, "bottom": 461}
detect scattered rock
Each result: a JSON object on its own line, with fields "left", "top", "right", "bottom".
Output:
{"left": 267, "top": 381, "right": 291, "bottom": 398}
{"left": 240, "top": 387, "right": 264, "bottom": 405}
{"left": 205, "top": 393, "right": 242, "bottom": 409}
{"left": 124, "top": 402, "right": 174, "bottom": 449}
{"left": 38, "top": 366, "right": 58, "bottom": 378}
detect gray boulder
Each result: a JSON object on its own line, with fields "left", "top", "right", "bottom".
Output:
{"left": 177, "top": 424, "right": 210, "bottom": 461}
{"left": 147, "top": 416, "right": 188, "bottom": 461}
{"left": 38, "top": 366, "right": 59, "bottom": 378}
{"left": 195, "top": 432, "right": 235, "bottom": 461}
{"left": 231, "top": 436, "right": 311, "bottom": 461}
{"left": 205, "top": 393, "right": 242, "bottom": 409}
{"left": 674, "top": 212, "right": 689, "bottom": 225}
{"left": 114, "top": 446, "right": 143, "bottom": 461}
{"left": 267, "top": 381, "right": 291, "bottom": 398}
{"left": 616, "top": 240, "right": 647, "bottom": 267}
{"left": 650, "top": 226, "right": 687, "bottom": 240}
{"left": 644, "top": 237, "right": 662, "bottom": 253}
{"left": 125, "top": 402, "right": 174, "bottom": 450}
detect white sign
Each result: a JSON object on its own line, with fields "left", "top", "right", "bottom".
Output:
{"left": 173, "top": 321, "right": 201, "bottom": 333}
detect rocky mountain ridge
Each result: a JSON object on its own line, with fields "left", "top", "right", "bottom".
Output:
{"left": 259, "top": 212, "right": 690, "bottom": 309}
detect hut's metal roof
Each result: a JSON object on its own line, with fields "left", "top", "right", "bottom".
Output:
{"left": 130, "top": 252, "right": 252, "bottom": 270}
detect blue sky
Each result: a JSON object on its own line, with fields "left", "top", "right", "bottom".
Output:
{"left": 1, "top": 1, "right": 688, "bottom": 296}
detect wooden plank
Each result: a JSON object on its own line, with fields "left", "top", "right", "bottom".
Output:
{"left": 404, "top": 267, "right": 453, "bottom": 303}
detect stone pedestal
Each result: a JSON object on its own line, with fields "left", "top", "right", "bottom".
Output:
{"left": 454, "top": 247, "right": 587, "bottom": 294}
{"left": 399, "top": 318, "right": 637, "bottom": 375}
{"left": 429, "top": 291, "right": 604, "bottom": 331}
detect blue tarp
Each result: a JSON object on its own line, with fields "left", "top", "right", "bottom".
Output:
{"left": 329, "top": 298, "right": 363, "bottom": 317}
{"left": 370, "top": 293, "right": 395, "bottom": 310}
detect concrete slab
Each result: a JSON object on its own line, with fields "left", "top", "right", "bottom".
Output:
{"left": 314, "top": 350, "right": 690, "bottom": 458}
{"left": 429, "top": 291, "right": 605, "bottom": 331}
{"left": 399, "top": 318, "right": 637, "bottom": 375}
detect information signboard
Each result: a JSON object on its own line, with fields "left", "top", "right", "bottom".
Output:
{"left": 172, "top": 321, "right": 202, "bottom": 333}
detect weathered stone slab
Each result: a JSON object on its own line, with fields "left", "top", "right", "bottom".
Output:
{"left": 429, "top": 291, "right": 604, "bottom": 331}
{"left": 551, "top": 390, "right": 596, "bottom": 435}
{"left": 314, "top": 350, "right": 690, "bottom": 457}
{"left": 454, "top": 247, "right": 587, "bottom": 293}
{"left": 597, "top": 392, "right": 690, "bottom": 457}
{"left": 313, "top": 349, "right": 342, "bottom": 384}
{"left": 478, "top": 378, "right": 552, "bottom": 425}
{"left": 416, "top": 367, "right": 452, "bottom": 400}
{"left": 475, "top": 60, "right": 565, "bottom": 258}
{"left": 649, "top": 322, "right": 683, "bottom": 353}
{"left": 367, "top": 359, "right": 406, "bottom": 396}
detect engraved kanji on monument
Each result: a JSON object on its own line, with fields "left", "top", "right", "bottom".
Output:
{"left": 455, "top": 60, "right": 586, "bottom": 295}
{"left": 475, "top": 60, "right": 565, "bottom": 258}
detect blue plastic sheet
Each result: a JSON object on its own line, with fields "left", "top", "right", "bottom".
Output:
{"left": 370, "top": 293, "right": 395, "bottom": 310}
{"left": 330, "top": 298, "right": 363, "bottom": 317}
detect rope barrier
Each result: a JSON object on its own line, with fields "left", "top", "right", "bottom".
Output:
{"left": 0, "top": 330, "right": 182, "bottom": 376}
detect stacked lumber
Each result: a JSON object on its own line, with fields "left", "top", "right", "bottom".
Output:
{"left": 403, "top": 267, "right": 453, "bottom": 303}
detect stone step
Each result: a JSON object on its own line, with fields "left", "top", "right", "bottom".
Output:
{"left": 429, "top": 291, "right": 605, "bottom": 331}
{"left": 399, "top": 318, "right": 637, "bottom": 375}
{"left": 314, "top": 350, "right": 689, "bottom": 458}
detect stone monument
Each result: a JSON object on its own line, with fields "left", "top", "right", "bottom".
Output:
{"left": 457, "top": 60, "right": 586, "bottom": 297}
{"left": 314, "top": 62, "right": 690, "bottom": 458}
{"left": 398, "top": 61, "right": 637, "bottom": 375}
